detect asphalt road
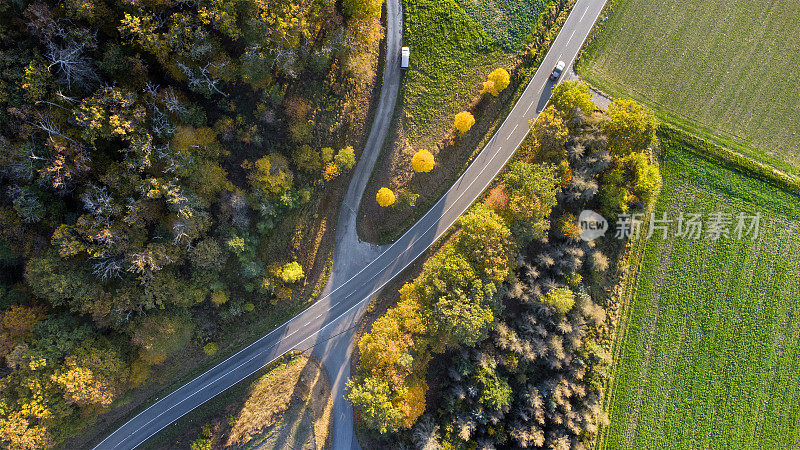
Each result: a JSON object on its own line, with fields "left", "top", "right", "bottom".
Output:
{"left": 93, "top": 0, "right": 606, "bottom": 447}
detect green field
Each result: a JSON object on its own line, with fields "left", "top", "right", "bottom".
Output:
{"left": 403, "top": 0, "right": 515, "bottom": 145}
{"left": 602, "top": 138, "right": 800, "bottom": 448}
{"left": 578, "top": 0, "right": 800, "bottom": 169}
{"left": 454, "top": 0, "right": 546, "bottom": 50}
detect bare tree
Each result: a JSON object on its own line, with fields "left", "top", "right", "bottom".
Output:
{"left": 46, "top": 41, "right": 99, "bottom": 90}
{"left": 92, "top": 257, "right": 124, "bottom": 281}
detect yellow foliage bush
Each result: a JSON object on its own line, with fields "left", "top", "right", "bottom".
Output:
{"left": 411, "top": 149, "right": 435, "bottom": 173}
{"left": 454, "top": 111, "right": 475, "bottom": 133}
{"left": 376, "top": 187, "right": 395, "bottom": 207}
{"left": 487, "top": 68, "right": 510, "bottom": 95}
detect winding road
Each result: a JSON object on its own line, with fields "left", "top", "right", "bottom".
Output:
{"left": 93, "top": 0, "right": 607, "bottom": 447}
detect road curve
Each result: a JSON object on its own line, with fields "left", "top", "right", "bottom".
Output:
{"left": 93, "top": 0, "right": 606, "bottom": 447}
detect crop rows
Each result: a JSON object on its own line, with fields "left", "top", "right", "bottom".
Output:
{"left": 578, "top": 0, "right": 800, "bottom": 167}
{"left": 603, "top": 145, "right": 800, "bottom": 448}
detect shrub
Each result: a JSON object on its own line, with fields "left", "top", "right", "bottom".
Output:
{"left": 376, "top": 187, "right": 396, "bottom": 207}
{"left": 203, "top": 342, "right": 218, "bottom": 356}
{"left": 396, "top": 188, "right": 420, "bottom": 210}
{"left": 454, "top": 111, "right": 476, "bottom": 133}
{"left": 411, "top": 149, "right": 435, "bottom": 173}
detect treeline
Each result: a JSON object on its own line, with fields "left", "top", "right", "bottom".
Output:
{"left": 0, "top": 0, "right": 384, "bottom": 447}
{"left": 348, "top": 82, "right": 661, "bottom": 449}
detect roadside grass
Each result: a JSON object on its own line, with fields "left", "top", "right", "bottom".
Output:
{"left": 599, "top": 136, "right": 800, "bottom": 448}
{"left": 359, "top": 0, "right": 576, "bottom": 243}
{"left": 577, "top": 0, "right": 800, "bottom": 169}
{"left": 402, "top": 0, "right": 512, "bottom": 147}
{"left": 455, "top": 0, "right": 547, "bottom": 50}
{"left": 142, "top": 352, "right": 332, "bottom": 449}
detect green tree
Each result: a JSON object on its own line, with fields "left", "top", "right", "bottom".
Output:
{"left": 501, "top": 162, "right": 560, "bottom": 244}
{"left": 190, "top": 238, "right": 226, "bottom": 271}
{"left": 476, "top": 366, "right": 512, "bottom": 411}
{"left": 531, "top": 106, "right": 568, "bottom": 161}
{"left": 455, "top": 204, "right": 515, "bottom": 282}
{"left": 550, "top": 80, "right": 596, "bottom": 121}
{"left": 604, "top": 99, "right": 658, "bottom": 156}
{"left": 346, "top": 376, "right": 405, "bottom": 434}
{"left": 543, "top": 287, "right": 575, "bottom": 314}
{"left": 433, "top": 278, "right": 497, "bottom": 347}
{"left": 334, "top": 146, "right": 356, "bottom": 171}
{"left": 130, "top": 313, "right": 194, "bottom": 365}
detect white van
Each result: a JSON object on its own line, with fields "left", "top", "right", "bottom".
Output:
{"left": 401, "top": 47, "right": 410, "bottom": 69}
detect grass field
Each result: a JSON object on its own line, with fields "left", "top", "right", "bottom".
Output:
{"left": 578, "top": 0, "right": 800, "bottom": 170}
{"left": 454, "top": 0, "right": 547, "bottom": 50}
{"left": 601, "top": 138, "right": 800, "bottom": 448}
{"left": 402, "top": 0, "right": 514, "bottom": 146}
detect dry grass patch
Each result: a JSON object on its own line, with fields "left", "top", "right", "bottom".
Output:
{"left": 225, "top": 353, "right": 333, "bottom": 448}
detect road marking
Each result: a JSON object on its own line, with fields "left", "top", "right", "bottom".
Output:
{"left": 305, "top": 321, "right": 312, "bottom": 326}
{"left": 507, "top": 124, "right": 518, "bottom": 139}
{"left": 580, "top": 5, "right": 589, "bottom": 21}
{"left": 566, "top": 30, "right": 576, "bottom": 46}
{"left": 95, "top": 0, "right": 605, "bottom": 445}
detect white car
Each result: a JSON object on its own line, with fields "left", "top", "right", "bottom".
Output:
{"left": 550, "top": 60, "right": 566, "bottom": 80}
{"left": 401, "top": 47, "right": 410, "bottom": 69}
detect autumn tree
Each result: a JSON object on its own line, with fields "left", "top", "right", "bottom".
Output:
{"left": 342, "top": 0, "right": 384, "bottom": 18}
{"left": 411, "top": 149, "right": 434, "bottom": 173}
{"left": 455, "top": 204, "right": 515, "bottom": 282}
{"left": 245, "top": 154, "right": 294, "bottom": 197}
{"left": 376, "top": 187, "right": 395, "bottom": 207}
{"left": 275, "top": 261, "right": 304, "bottom": 284}
{"left": 454, "top": 111, "right": 475, "bottom": 133}
{"left": 550, "top": 80, "right": 596, "bottom": 121}
{"left": 324, "top": 146, "right": 357, "bottom": 180}
{"left": 531, "top": 105, "right": 568, "bottom": 161}
{"left": 51, "top": 338, "right": 130, "bottom": 407}
{"left": 482, "top": 68, "right": 510, "bottom": 96}
{"left": 22, "top": 59, "right": 51, "bottom": 102}
{"left": 603, "top": 99, "right": 658, "bottom": 155}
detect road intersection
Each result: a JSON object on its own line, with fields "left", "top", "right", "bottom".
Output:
{"left": 94, "top": 0, "right": 607, "bottom": 447}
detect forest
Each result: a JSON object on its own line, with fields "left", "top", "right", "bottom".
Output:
{"left": 347, "top": 82, "right": 661, "bottom": 449}
{"left": 0, "top": 0, "right": 384, "bottom": 447}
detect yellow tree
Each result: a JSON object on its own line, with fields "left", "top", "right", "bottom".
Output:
{"left": 411, "top": 149, "right": 434, "bottom": 173}
{"left": 604, "top": 99, "right": 658, "bottom": 156}
{"left": 376, "top": 187, "right": 396, "bottom": 207}
{"left": 454, "top": 111, "right": 475, "bottom": 133}
{"left": 531, "top": 105, "right": 568, "bottom": 161}
{"left": 483, "top": 68, "right": 510, "bottom": 96}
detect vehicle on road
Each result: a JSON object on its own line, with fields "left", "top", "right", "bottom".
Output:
{"left": 401, "top": 46, "right": 410, "bottom": 69}
{"left": 550, "top": 60, "right": 566, "bottom": 80}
